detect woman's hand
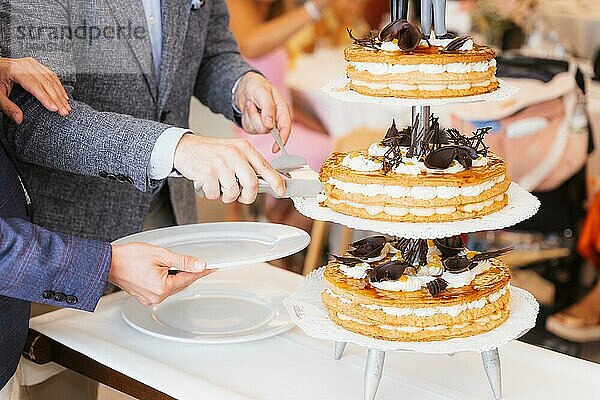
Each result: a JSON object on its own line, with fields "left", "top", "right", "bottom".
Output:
{"left": 0, "top": 57, "right": 71, "bottom": 124}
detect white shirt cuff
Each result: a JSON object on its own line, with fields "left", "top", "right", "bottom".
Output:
{"left": 148, "top": 127, "right": 189, "bottom": 180}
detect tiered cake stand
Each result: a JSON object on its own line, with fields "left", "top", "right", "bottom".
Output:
{"left": 286, "top": 68, "right": 541, "bottom": 399}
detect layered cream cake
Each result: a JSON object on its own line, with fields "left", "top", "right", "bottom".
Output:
{"left": 345, "top": 21, "right": 498, "bottom": 98}
{"left": 322, "top": 236, "right": 512, "bottom": 341}
{"left": 319, "top": 119, "right": 511, "bottom": 222}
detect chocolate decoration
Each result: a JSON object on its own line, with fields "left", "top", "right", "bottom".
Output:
{"left": 331, "top": 254, "right": 363, "bottom": 266}
{"left": 347, "top": 28, "right": 382, "bottom": 51}
{"left": 434, "top": 236, "right": 464, "bottom": 258}
{"left": 394, "top": 238, "right": 428, "bottom": 267}
{"left": 443, "top": 255, "right": 471, "bottom": 273}
{"left": 384, "top": 119, "right": 399, "bottom": 139}
{"left": 470, "top": 247, "right": 514, "bottom": 262}
{"left": 349, "top": 235, "right": 388, "bottom": 260}
{"left": 370, "top": 260, "right": 411, "bottom": 282}
{"left": 442, "top": 36, "right": 472, "bottom": 52}
{"left": 427, "top": 278, "right": 449, "bottom": 297}
{"left": 378, "top": 19, "right": 422, "bottom": 51}
{"left": 424, "top": 147, "right": 455, "bottom": 169}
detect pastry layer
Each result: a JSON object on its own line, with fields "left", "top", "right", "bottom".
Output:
{"left": 322, "top": 258, "right": 511, "bottom": 341}
{"left": 344, "top": 43, "right": 498, "bottom": 98}
{"left": 321, "top": 193, "right": 507, "bottom": 222}
{"left": 319, "top": 151, "right": 511, "bottom": 222}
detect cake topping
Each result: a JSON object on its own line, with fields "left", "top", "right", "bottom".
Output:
{"left": 426, "top": 278, "right": 449, "bottom": 297}
{"left": 434, "top": 236, "right": 465, "bottom": 258}
{"left": 444, "top": 247, "right": 513, "bottom": 274}
{"left": 347, "top": 29, "right": 382, "bottom": 51}
{"left": 378, "top": 19, "right": 422, "bottom": 52}
{"left": 331, "top": 254, "right": 364, "bottom": 266}
{"left": 367, "top": 260, "right": 411, "bottom": 282}
{"left": 442, "top": 36, "right": 475, "bottom": 52}
{"left": 348, "top": 235, "right": 389, "bottom": 260}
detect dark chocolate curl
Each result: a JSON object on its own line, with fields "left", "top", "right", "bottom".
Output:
{"left": 370, "top": 260, "right": 410, "bottom": 282}
{"left": 434, "top": 236, "right": 465, "bottom": 259}
{"left": 443, "top": 255, "right": 471, "bottom": 273}
{"left": 443, "top": 36, "right": 472, "bottom": 52}
{"left": 349, "top": 236, "right": 388, "bottom": 259}
{"left": 379, "top": 19, "right": 422, "bottom": 51}
{"left": 427, "top": 278, "right": 449, "bottom": 297}
{"left": 331, "top": 254, "right": 363, "bottom": 266}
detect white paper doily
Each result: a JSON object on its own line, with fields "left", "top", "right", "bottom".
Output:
{"left": 322, "top": 77, "right": 518, "bottom": 106}
{"left": 283, "top": 267, "right": 539, "bottom": 354}
{"left": 292, "top": 183, "right": 540, "bottom": 239}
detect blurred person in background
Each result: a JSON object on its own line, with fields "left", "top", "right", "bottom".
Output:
{"left": 228, "top": 0, "right": 363, "bottom": 229}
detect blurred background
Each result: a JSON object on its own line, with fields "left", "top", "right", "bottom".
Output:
{"left": 188, "top": 0, "right": 600, "bottom": 364}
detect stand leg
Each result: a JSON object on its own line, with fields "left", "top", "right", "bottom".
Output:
{"left": 334, "top": 341, "right": 347, "bottom": 360}
{"left": 481, "top": 348, "right": 502, "bottom": 400}
{"left": 364, "top": 349, "right": 386, "bottom": 400}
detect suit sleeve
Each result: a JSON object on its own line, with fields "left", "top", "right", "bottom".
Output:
{"left": 0, "top": 218, "right": 111, "bottom": 312}
{"left": 0, "top": 1, "right": 170, "bottom": 193}
{"left": 193, "top": 0, "right": 258, "bottom": 121}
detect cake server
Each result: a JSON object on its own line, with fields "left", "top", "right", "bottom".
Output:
{"left": 194, "top": 128, "right": 322, "bottom": 198}
{"left": 194, "top": 167, "right": 322, "bottom": 199}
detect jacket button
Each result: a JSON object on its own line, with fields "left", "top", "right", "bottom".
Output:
{"left": 107, "top": 173, "right": 117, "bottom": 181}
{"left": 125, "top": 177, "right": 134, "bottom": 185}
{"left": 53, "top": 292, "right": 66, "bottom": 302}
{"left": 42, "top": 290, "right": 55, "bottom": 300}
{"left": 160, "top": 110, "right": 170, "bottom": 122}
{"left": 99, "top": 170, "right": 108, "bottom": 179}
{"left": 65, "top": 295, "right": 78, "bottom": 305}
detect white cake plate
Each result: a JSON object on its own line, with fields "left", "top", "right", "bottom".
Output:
{"left": 283, "top": 268, "right": 539, "bottom": 400}
{"left": 292, "top": 183, "right": 540, "bottom": 239}
{"left": 322, "top": 77, "right": 519, "bottom": 106}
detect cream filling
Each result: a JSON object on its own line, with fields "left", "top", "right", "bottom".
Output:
{"left": 326, "top": 194, "right": 504, "bottom": 217}
{"left": 326, "top": 284, "right": 510, "bottom": 318}
{"left": 341, "top": 153, "right": 382, "bottom": 172}
{"left": 350, "top": 78, "right": 495, "bottom": 91}
{"left": 350, "top": 58, "right": 495, "bottom": 75}
{"left": 336, "top": 309, "right": 504, "bottom": 332}
{"left": 328, "top": 175, "right": 504, "bottom": 200}
{"left": 378, "top": 312, "right": 502, "bottom": 333}
{"left": 338, "top": 262, "right": 371, "bottom": 279}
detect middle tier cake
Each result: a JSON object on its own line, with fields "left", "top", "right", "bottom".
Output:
{"left": 319, "top": 118, "right": 511, "bottom": 222}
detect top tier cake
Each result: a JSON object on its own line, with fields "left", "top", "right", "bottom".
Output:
{"left": 345, "top": 20, "right": 498, "bottom": 98}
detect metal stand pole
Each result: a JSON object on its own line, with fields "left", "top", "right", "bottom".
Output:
{"left": 334, "top": 341, "right": 347, "bottom": 360}
{"left": 410, "top": 105, "right": 430, "bottom": 156}
{"left": 481, "top": 348, "right": 502, "bottom": 400}
{"left": 364, "top": 349, "right": 386, "bottom": 400}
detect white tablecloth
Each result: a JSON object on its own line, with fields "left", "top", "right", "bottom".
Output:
{"left": 30, "top": 264, "right": 600, "bottom": 400}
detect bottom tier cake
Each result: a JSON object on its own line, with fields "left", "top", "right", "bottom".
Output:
{"left": 321, "top": 236, "right": 512, "bottom": 342}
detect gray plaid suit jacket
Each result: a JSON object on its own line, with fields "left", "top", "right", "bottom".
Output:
{"left": 1, "top": 0, "right": 254, "bottom": 242}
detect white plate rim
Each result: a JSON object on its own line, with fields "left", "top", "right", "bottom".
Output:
{"left": 111, "top": 222, "right": 311, "bottom": 269}
{"left": 122, "top": 280, "right": 296, "bottom": 344}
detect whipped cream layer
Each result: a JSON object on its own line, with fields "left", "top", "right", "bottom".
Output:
{"left": 327, "top": 286, "right": 509, "bottom": 318}
{"left": 337, "top": 311, "right": 504, "bottom": 332}
{"left": 325, "top": 193, "right": 505, "bottom": 217}
{"left": 350, "top": 58, "right": 495, "bottom": 75}
{"left": 328, "top": 175, "right": 505, "bottom": 200}
{"left": 341, "top": 152, "right": 487, "bottom": 176}
{"left": 350, "top": 78, "right": 496, "bottom": 92}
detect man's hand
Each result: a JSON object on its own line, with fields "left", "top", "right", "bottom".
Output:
{"left": 234, "top": 72, "right": 292, "bottom": 153}
{"left": 174, "top": 134, "right": 285, "bottom": 204}
{"left": 109, "top": 243, "right": 214, "bottom": 306}
{"left": 0, "top": 57, "right": 71, "bottom": 124}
